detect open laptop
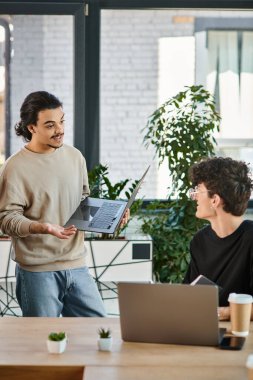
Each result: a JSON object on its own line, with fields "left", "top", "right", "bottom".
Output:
{"left": 118, "top": 282, "right": 225, "bottom": 346}
{"left": 65, "top": 166, "right": 149, "bottom": 234}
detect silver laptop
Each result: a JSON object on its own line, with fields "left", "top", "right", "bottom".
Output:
{"left": 118, "top": 282, "right": 225, "bottom": 346}
{"left": 65, "top": 166, "right": 149, "bottom": 234}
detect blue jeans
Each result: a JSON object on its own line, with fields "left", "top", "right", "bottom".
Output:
{"left": 16, "top": 265, "right": 106, "bottom": 317}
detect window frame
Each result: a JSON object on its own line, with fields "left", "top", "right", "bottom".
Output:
{"left": 1, "top": 0, "right": 253, "bottom": 170}
{"left": 0, "top": 18, "right": 11, "bottom": 158}
{"left": 0, "top": 0, "right": 88, "bottom": 164}
{"left": 94, "top": 0, "right": 253, "bottom": 171}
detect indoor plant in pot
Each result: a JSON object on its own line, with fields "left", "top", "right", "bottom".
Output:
{"left": 97, "top": 327, "right": 112, "bottom": 351}
{"left": 142, "top": 85, "right": 221, "bottom": 283}
{"left": 47, "top": 331, "right": 67, "bottom": 354}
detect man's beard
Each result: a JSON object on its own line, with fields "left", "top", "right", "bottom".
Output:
{"left": 47, "top": 143, "right": 63, "bottom": 149}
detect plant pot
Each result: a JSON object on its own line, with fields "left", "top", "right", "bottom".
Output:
{"left": 97, "top": 337, "right": 113, "bottom": 351}
{"left": 47, "top": 338, "right": 67, "bottom": 354}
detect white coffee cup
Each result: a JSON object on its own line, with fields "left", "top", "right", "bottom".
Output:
{"left": 228, "top": 293, "right": 252, "bottom": 337}
{"left": 246, "top": 354, "right": 253, "bottom": 380}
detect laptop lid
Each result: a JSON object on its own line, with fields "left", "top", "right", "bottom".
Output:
{"left": 65, "top": 166, "right": 149, "bottom": 234}
{"left": 118, "top": 282, "right": 223, "bottom": 346}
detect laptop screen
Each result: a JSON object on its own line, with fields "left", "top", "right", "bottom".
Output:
{"left": 118, "top": 282, "right": 222, "bottom": 346}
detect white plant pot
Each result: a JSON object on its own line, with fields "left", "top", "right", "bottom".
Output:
{"left": 98, "top": 337, "right": 113, "bottom": 351}
{"left": 47, "top": 338, "right": 67, "bottom": 354}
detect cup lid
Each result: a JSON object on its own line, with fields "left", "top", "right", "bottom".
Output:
{"left": 228, "top": 293, "right": 253, "bottom": 304}
{"left": 246, "top": 354, "right": 253, "bottom": 369}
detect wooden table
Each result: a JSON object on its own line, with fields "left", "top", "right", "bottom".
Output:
{"left": 0, "top": 317, "right": 252, "bottom": 380}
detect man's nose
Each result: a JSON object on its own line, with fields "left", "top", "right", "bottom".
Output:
{"left": 55, "top": 123, "right": 64, "bottom": 133}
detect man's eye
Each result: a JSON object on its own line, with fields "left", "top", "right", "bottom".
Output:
{"left": 47, "top": 124, "right": 54, "bottom": 128}
{"left": 60, "top": 120, "right": 65, "bottom": 124}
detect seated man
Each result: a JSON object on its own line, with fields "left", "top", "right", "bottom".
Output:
{"left": 183, "top": 156, "right": 253, "bottom": 320}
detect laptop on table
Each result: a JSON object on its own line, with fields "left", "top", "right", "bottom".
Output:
{"left": 65, "top": 166, "right": 149, "bottom": 234}
{"left": 118, "top": 282, "right": 225, "bottom": 346}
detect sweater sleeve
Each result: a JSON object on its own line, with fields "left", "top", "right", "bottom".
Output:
{"left": 0, "top": 174, "right": 32, "bottom": 237}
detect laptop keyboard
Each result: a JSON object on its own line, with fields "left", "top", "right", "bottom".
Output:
{"left": 88, "top": 202, "right": 122, "bottom": 229}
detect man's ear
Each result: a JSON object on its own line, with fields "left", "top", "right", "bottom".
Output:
{"left": 27, "top": 124, "right": 36, "bottom": 134}
{"left": 211, "top": 194, "right": 223, "bottom": 209}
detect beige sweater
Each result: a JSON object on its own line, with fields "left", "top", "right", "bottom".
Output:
{"left": 0, "top": 144, "right": 90, "bottom": 272}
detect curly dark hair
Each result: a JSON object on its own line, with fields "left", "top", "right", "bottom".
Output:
{"left": 15, "top": 91, "right": 62, "bottom": 142}
{"left": 189, "top": 157, "right": 253, "bottom": 216}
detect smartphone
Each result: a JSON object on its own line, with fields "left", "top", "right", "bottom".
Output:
{"left": 219, "top": 336, "right": 245, "bottom": 350}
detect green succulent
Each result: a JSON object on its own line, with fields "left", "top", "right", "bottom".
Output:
{"left": 98, "top": 327, "right": 111, "bottom": 338}
{"left": 48, "top": 332, "right": 66, "bottom": 341}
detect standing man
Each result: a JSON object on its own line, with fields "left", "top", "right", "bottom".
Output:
{"left": 0, "top": 91, "right": 107, "bottom": 317}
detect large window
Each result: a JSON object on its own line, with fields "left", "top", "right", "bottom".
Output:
{"left": 1, "top": 2, "right": 253, "bottom": 198}
{"left": 0, "top": 18, "right": 10, "bottom": 164}
{"left": 195, "top": 18, "right": 253, "bottom": 173}
{"left": 0, "top": 1, "right": 86, "bottom": 166}
{"left": 0, "top": 23, "right": 6, "bottom": 164}
{"left": 100, "top": 9, "right": 253, "bottom": 199}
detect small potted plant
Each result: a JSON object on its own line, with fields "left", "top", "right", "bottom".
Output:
{"left": 47, "top": 331, "right": 67, "bottom": 354}
{"left": 97, "top": 327, "right": 112, "bottom": 351}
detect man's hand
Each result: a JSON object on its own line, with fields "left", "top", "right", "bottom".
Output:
{"left": 218, "top": 306, "right": 230, "bottom": 321}
{"left": 29, "top": 222, "right": 77, "bottom": 239}
{"left": 120, "top": 208, "right": 130, "bottom": 228}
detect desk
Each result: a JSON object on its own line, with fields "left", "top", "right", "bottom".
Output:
{"left": 0, "top": 318, "right": 252, "bottom": 380}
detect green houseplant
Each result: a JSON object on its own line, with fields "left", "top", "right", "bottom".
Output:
{"left": 98, "top": 327, "right": 111, "bottom": 338}
{"left": 47, "top": 331, "right": 67, "bottom": 354}
{"left": 141, "top": 85, "right": 221, "bottom": 283}
{"left": 48, "top": 332, "right": 66, "bottom": 341}
{"left": 97, "top": 327, "right": 112, "bottom": 351}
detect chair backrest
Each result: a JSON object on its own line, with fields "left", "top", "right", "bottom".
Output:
{"left": 0, "top": 365, "right": 85, "bottom": 380}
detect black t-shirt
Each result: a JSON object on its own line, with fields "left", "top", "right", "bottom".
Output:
{"left": 183, "top": 220, "right": 253, "bottom": 306}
